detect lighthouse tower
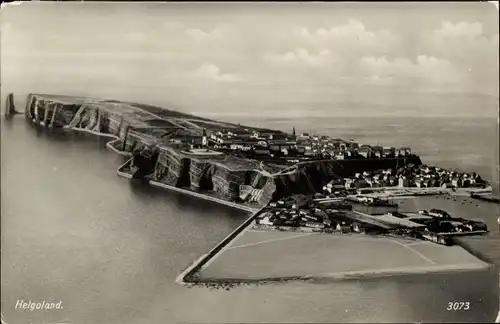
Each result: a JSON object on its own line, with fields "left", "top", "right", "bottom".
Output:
{"left": 202, "top": 128, "right": 208, "bottom": 147}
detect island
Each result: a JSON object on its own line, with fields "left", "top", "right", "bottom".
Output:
{"left": 14, "top": 93, "right": 494, "bottom": 285}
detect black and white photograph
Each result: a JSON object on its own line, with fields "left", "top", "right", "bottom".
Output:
{"left": 1, "top": 2, "right": 499, "bottom": 323}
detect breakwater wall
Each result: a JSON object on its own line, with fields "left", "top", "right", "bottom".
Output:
{"left": 176, "top": 207, "right": 265, "bottom": 284}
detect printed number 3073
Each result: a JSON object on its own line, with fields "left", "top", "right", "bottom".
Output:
{"left": 447, "top": 302, "right": 470, "bottom": 311}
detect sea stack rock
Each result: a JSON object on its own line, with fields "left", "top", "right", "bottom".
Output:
{"left": 4, "top": 93, "right": 17, "bottom": 118}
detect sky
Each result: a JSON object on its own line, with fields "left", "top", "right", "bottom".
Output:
{"left": 0, "top": 2, "right": 498, "bottom": 118}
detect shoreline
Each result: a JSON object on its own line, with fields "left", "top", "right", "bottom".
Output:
{"left": 65, "top": 126, "right": 133, "bottom": 157}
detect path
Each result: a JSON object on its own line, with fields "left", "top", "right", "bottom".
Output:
{"left": 226, "top": 233, "right": 315, "bottom": 250}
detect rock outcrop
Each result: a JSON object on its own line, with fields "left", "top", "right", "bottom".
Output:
{"left": 4, "top": 93, "right": 18, "bottom": 118}
{"left": 25, "top": 93, "right": 422, "bottom": 208}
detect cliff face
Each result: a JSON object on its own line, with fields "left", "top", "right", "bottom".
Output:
{"left": 153, "top": 147, "right": 192, "bottom": 187}
{"left": 273, "top": 157, "right": 422, "bottom": 199}
{"left": 148, "top": 146, "right": 267, "bottom": 203}
{"left": 137, "top": 148, "right": 421, "bottom": 207}
{"left": 25, "top": 93, "right": 422, "bottom": 208}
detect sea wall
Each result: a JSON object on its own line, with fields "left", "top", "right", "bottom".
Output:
{"left": 25, "top": 93, "right": 422, "bottom": 208}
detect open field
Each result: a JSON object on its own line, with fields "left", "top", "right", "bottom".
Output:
{"left": 195, "top": 227, "right": 488, "bottom": 282}
{"left": 218, "top": 155, "right": 262, "bottom": 171}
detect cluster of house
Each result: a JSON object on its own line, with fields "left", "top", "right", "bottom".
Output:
{"left": 208, "top": 128, "right": 296, "bottom": 157}
{"left": 176, "top": 126, "right": 415, "bottom": 162}
{"left": 256, "top": 199, "right": 329, "bottom": 229}
{"left": 294, "top": 133, "right": 412, "bottom": 160}
{"left": 327, "top": 164, "right": 487, "bottom": 190}
{"left": 256, "top": 199, "right": 373, "bottom": 233}
{"left": 395, "top": 164, "right": 486, "bottom": 189}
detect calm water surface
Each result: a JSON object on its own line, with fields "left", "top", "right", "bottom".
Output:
{"left": 1, "top": 117, "right": 498, "bottom": 324}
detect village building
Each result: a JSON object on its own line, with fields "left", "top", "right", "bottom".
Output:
{"left": 398, "top": 176, "right": 409, "bottom": 187}
{"left": 358, "top": 147, "right": 372, "bottom": 158}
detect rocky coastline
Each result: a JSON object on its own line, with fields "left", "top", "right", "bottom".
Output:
{"left": 18, "top": 93, "right": 442, "bottom": 210}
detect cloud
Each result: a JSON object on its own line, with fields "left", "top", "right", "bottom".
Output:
{"left": 297, "top": 19, "right": 398, "bottom": 55}
{"left": 184, "top": 28, "right": 223, "bottom": 41}
{"left": 418, "top": 20, "right": 498, "bottom": 93}
{"left": 177, "top": 26, "right": 249, "bottom": 64}
{"left": 264, "top": 48, "right": 333, "bottom": 67}
{"left": 433, "top": 21, "right": 484, "bottom": 39}
{"left": 360, "top": 55, "right": 463, "bottom": 84}
{"left": 195, "top": 64, "right": 240, "bottom": 82}
{"left": 421, "top": 21, "right": 498, "bottom": 62}
{"left": 300, "top": 19, "right": 373, "bottom": 41}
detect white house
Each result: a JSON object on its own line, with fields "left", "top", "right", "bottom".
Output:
{"left": 345, "top": 178, "right": 355, "bottom": 189}
{"left": 230, "top": 144, "right": 245, "bottom": 150}
{"left": 259, "top": 216, "right": 273, "bottom": 225}
{"left": 335, "top": 152, "right": 345, "bottom": 160}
